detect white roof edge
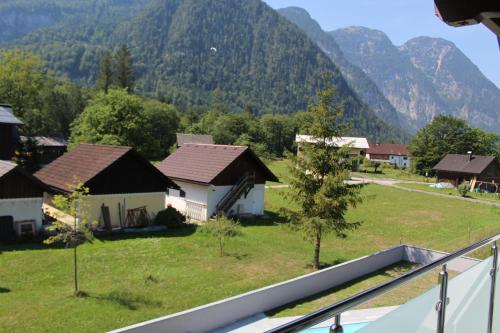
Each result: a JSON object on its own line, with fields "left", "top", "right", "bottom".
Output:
{"left": 295, "top": 134, "right": 369, "bottom": 149}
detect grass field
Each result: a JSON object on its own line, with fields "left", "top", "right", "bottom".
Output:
{"left": 0, "top": 185, "right": 499, "bottom": 332}
{"left": 397, "top": 182, "right": 500, "bottom": 203}
{"left": 266, "top": 159, "right": 293, "bottom": 185}
{"left": 352, "top": 166, "right": 436, "bottom": 183}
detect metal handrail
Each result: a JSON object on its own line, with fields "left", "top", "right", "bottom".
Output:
{"left": 216, "top": 172, "right": 255, "bottom": 213}
{"left": 266, "top": 232, "right": 500, "bottom": 333}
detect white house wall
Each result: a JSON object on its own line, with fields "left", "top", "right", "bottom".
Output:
{"left": 167, "top": 181, "right": 266, "bottom": 221}
{"left": 0, "top": 198, "right": 43, "bottom": 230}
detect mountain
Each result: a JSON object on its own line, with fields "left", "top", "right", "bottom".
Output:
{"left": 400, "top": 37, "right": 500, "bottom": 133}
{"left": 1, "top": 0, "right": 407, "bottom": 142}
{"left": 330, "top": 27, "right": 500, "bottom": 134}
{"left": 277, "top": 7, "right": 405, "bottom": 132}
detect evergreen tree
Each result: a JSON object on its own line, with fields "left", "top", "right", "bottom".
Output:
{"left": 282, "top": 81, "right": 363, "bottom": 269}
{"left": 97, "top": 51, "right": 113, "bottom": 94}
{"left": 114, "top": 45, "right": 134, "bottom": 93}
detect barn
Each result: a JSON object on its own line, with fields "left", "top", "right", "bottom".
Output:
{"left": 0, "top": 160, "right": 46, "bottom": 239}
{"left": 433, "top": 153, "right": 500, "bottom": 191}
{"left": 157, "top": 144, "right": 278, "bottom": 221}
{"left": 35, "top": 144, "right": 178, "bottom": 229}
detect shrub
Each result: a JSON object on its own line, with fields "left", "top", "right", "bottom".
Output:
{"left": 457, "top": 181, "right": 470, "bottom": 197}
{"left": 154, "top": 207, "right": 187, "bottom": 228}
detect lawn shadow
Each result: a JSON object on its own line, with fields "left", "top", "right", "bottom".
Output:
{"left": 93, "top": 290, "right": 163, "bottom": 311}
{"left": 224, "top": 252, "right": 250, "bottom": 260}
{"left": 96, "top": 225, "right": 198, "bottom": 242}
{"left": 265, "top": 261, "right": 416, "bottom": 317}
{"left": 0, "top": 240, "right": 65, "bottom": 253}
{"left": 0, "top": 287, "right": 11, "bottom": 293}
{"left": 239, "top": 211, "right": 288, "bottom": 227}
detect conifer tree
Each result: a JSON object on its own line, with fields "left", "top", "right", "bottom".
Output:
{"left": 114, "top": 45, "right": 134, "bottom": 93}
{"left": 282, "top": 80, "right": 363, "bottom": 269}
{"left": 97, "top": 51, "right": 113, "bottom": 94}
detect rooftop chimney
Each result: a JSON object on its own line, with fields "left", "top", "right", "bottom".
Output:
{"left": 467, "top": 151, "right": 473, "bottom": 161}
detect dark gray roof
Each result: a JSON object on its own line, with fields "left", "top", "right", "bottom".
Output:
{"left": 0, "top": 160, "right": 17, "bottom": 179}
{"left": 176, "top": 133, "right": 213, "bottom": 146}
{"left": 21, "top": 136, "right": 68, "bottom": 147}
{"left": 0, "top": 105, "right": 23, "bottom": 125}
{"left": 433, "top": 154, "right": 497, "bottom": 174}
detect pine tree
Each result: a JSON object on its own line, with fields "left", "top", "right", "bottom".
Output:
{"left": 282, "top": 80, "right": 363, "bottom": 269}
{"left": 97, "top": 51, "right": 113, "bottom": 94}
{"left": 114, "top": 45, "right": 134, "bottom": 93}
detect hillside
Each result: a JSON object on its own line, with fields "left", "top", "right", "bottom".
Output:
{"left": 278, "top": 7, "right": 405, "bottom": 132}
{"left": 331, "top": 27, "right": 500, "bottom": 134}
{"left": 1, "top": 0, "right": 407, "bottom": 142}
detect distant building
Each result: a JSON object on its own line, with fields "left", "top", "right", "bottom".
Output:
{"left": 433, "top": 153, "right": 500, "bottom": 191}
{"left": 0, "top": 160, "right": 46, "bottom": 239}
{"left": 367, "top": 143, "right": 410, "bottom": 168}
{"left": 21, "top": 136, "right": 68, "bottom": 166}
{"left": 176, "top": 133, "right": 214, "bottom": 148}
{"left": 295, "top": 135, "right": 369, "bottom": 170}
{"left": 157, "top": 144, "right": 278, "bottom": 221}
{"left": 35, "top": 144, "right": 178, "bottom": 229}
{"left": 0, "top": 104, "right": 23, "bottom": 160}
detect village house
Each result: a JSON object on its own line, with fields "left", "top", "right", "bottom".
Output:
{"left": 21, "top": 136, "right": 68, "bottom": 166}
{"left": 157, "top": 144, "right": 278, "bottom": 221}
{"left": 366, "top": 143, "right": 410, "bottom": 168}
{"left": 433, "top": 153, "right": 500, "bottom": 191}
{"left": 0, "top": 104, "right": 23, "bottom": 161}
{"left": 35, "top": 144, "right": 178, "bottom": 229}
{"left": 0, "top": 160, "right": 47, "bottom": 240}
{"left": 295, "top": 135, "right": 369, "bottom": 170}
{"left": 176, "top": 133, "right": 214, "bottom": 148}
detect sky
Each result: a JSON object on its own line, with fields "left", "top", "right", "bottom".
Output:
{"left": 263, "top": 0, "right": 500, "bottom": 88}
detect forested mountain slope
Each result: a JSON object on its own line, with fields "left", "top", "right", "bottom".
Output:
{"left": 1, "top": 0, "right": 408, "bottom": 141}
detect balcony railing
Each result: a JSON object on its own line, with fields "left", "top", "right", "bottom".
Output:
{"left": 265, "top": 232, "right": 500, "bottom": 333}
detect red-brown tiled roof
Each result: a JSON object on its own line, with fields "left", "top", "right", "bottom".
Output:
{"left": 433, "top": 154, "right": 497, "bottom": 175}
{"left": 35, "top": 144, "right": 133, "bottom": 192}
{"left": 0, "top": 160, "right": 17, "bottom": 179}
{"left": 368, "top": 144, "right": 409, "bottom": 156}
{"left": 157, "top": 144, "right": 278, "bottom": 184}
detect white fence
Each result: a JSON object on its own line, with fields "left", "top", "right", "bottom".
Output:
{"left": 110, "top": 245, "right": 480, "bottom": 333}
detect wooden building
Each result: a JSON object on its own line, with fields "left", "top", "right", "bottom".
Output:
{"left": 433, "top": 154, "right": 500, "bottom": 191}
{"left": 0, "top": 160, "right": 46, "bottom": 238}
{"left": 21, "top": 136, "right": 68, "bottom": 166}
{"left": 157, "top": 144, "right": 278, "bottom": 221}
{"left": 35, "top": 144, "right": 179, "bottom": 228}
{"left": 0, "top": 104, "right": 23, "bottom": 161}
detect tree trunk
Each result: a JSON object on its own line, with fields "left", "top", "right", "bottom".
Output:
{"left": 313, "top": 227, "right": 322, "bottom": 270}
{"left": 74, "top": 246, "right": 78, "bottom": 293}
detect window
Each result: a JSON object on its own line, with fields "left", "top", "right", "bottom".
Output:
{"left": 403, "top": 157, "right": 408, "bottom": 160}
{"left": 180, "top": 190, "right": 186, "bottom": 198}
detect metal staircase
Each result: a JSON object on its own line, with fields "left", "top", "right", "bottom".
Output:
{"left": 214, "top": 172, "right": 255, "bottom": 217}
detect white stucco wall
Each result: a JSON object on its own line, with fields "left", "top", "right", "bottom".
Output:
{"left": 0, "top": 198, "right": 43, "bottom": 231}
{"left": 86, "top": 192, "right": 167, "bottom": 228}
{"left": 167, "top": 181, "right": 266, "bottom": 221}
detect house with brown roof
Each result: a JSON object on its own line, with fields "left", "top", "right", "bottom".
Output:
{"left": 433, "top": 153, "right": 500, "bottom": 191}
{"left": 367, "top": 143, "right": 410, "bottom": 168}
{"left": 35, "top": 144, "right": 179, "bottom": 228}
{"left": 157, "top": 144, "right": 278, "bottom": 221}
{"left": 0, "top": 160, "right": 47, "bottom": 239}
{"left": 176, "top": 133, "right": 214, "bottom": 148}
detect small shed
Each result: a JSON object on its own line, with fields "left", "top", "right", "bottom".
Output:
{"left": 157, "top": 144, "right": 278, "bottom": 221}
{"left": 0, "top": 104, "right": 23, "bottom": 160}
{"left": 433, "top": 154, "right": 500, "bottom": 191}
{"left": 176, "top": 133, "right": 214, "bottom": 148}
{"left": 35, "top": 144, "right": 179, "bottom": 228}
{"left": 0, "top": 160, "right": 46, "bottom": 238}
{"left": 21, "top": 136, "right": 68, "bottom": 166}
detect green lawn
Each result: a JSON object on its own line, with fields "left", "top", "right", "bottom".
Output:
{"left": 353, "top": 166, "right": 436, "bottom": 183}
{"left": 0, "top": 185, "right": 499, "bottom": 332}
{"left": 266, "top": 159, "right": 293, "bottom": 185}
{"left": 397, "top": 183, "right": 500, "bottom": 203}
